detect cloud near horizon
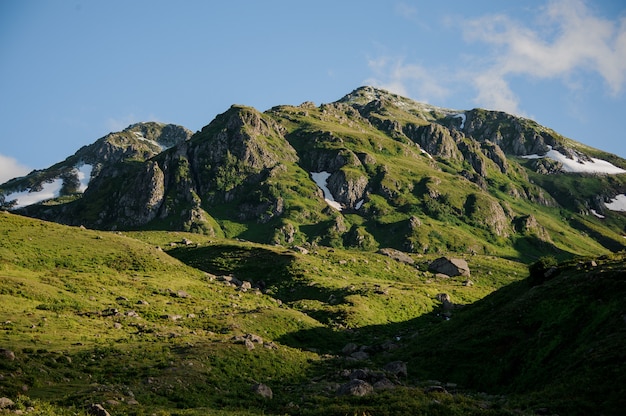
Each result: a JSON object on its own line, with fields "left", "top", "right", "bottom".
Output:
{"left": 0, "top": 154, "right": 31, "bottom": 184}
{"left": 367, "top": 0, "right": 626, "bottom": 115}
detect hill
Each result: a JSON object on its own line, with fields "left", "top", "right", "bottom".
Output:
{"left": 1, "top": 212, "right": 625, "bottom": 415}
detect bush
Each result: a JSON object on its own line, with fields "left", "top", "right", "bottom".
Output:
{"left": 528, "top": 255, "right": 559, "bottom": 286}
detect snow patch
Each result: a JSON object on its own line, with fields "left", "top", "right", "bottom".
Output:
{"left": 311, "top": 171, "right": 342, "bottom": 211}
{"left": 453, "top": 113, "right": 466, "bottom": 129}
{"left": 355, "top": 199, "right": 364, "bottom": 210}
{"left": 590, "top": 209, "right": 605, "bottom": 219}
{"left": 605, "top": 194, "right": 626, "bottom": 212}
{"left": 4, "top": 179, "right": 64, "bottom": 209}
{"left": 521, "top": 146, "right": 626, "bottom": 174}
{"left": 75, "top": 163, "right": 93, "bottom": 192}
{"left": 133, "top": 131, "right": 169, "bottom": 151}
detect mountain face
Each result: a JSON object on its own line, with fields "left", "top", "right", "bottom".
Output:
{"left": 2, "top": 87, "right": 626, "bottom": 259}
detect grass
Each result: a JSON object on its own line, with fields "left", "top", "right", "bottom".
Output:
{"left": 0, "top": 211, "right": 539, "bottom": 415}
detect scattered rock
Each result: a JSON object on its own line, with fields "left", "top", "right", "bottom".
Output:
{"left": 373, "top": 377, "right": 396, "bottom": 390}
{"left": 428, "top": 257, "right": 470, "bottom": 277}
{"left": 383, "top": 361, "right": 407, "bottom": 378}
{"left": 342, "top": 343, "right": 359, "bottom": 355}
{"left": 463, "top": 279, "right": 474, "bottom": 287}
{"left": 435, "top": 293, "right": 454, "bottom": 311}
{"left": 88, "top": 403, "right": 111, "bottom": 416}
{"left": 377, "top": 248, "right": 415, "bottom": 265}
{"left": 251, "top": 383, "right": 273, "bottom": 399}
{"left": 349, "top": 351, "right": 370, "bottom": 361}
{"left": 337, "top": 379, "right": 373, "bottom": 396}
{"left": 0, "top": 397, "right": 14, "bottom": 408}
{"left": 0, "top": 349, "right": 15, "bottom": 361}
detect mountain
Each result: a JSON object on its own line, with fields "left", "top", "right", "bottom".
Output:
{"left": 2, "top": 87, "right": 626, "bottom": 414}
{"left": 3, "top": 86, "right": 626, "bottom": 262}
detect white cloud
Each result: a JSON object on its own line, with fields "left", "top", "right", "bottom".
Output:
{"left": 0, "top": 154, "right": 31, "bottom": 184}
{"left": 464, "top": 0, "right": 626, "bottom": 109}
{"left": 105, "top": 114, "right": 138, "bottom": 132}
{"left": 365, "top": 55, "right": 450, "bottom": 104}
{"left": 366, "top": 1, "right": 626, "bottom": 115}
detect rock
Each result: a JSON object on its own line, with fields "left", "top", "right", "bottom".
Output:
{"left": 175, "top": 290, "right": 190, "bottom": 298}
{"left": 0, "top": 349, "right": 15, "bottom": 361}
{"left": 349, "top": 368, "right": 371, "bottom": 380}
{"left": 0, "top": 397, "right": 14, "bottom": 408}
{"left": 428, "top": 257, "right": 470, "bottom": 277}
{"left": 377, "top": 248, "right": 415, "bottom": 265}
{"left": 349, "top": 351, "right": 370, "bottom": 361}
{"left": 342, "top": 343, "right": 359, "bottom": 355}
{"left": 88, "top": 404, "right": 111, "bottom": 416}
{"left": 251, "top": 383, "right": 273, "bottom": 399}
{"left": 435, "top": 293, "right": 454, "bottom": 311}
{"left": 337, "top": 379, "right": 374, "bottom": 396}
{"left": 383, "top": 361, "right": 407, "bottom": 378}
{"left": 373, "top": 378, "right": 396, "bottom": 390}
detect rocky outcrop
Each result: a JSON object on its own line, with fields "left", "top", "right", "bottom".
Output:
{"left": 403, "top": 123, "right": 463, "bottom": 160}
{"left": 327, "top": 169, "right": 368, "bottom": 207}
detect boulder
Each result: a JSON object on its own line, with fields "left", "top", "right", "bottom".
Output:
{"left": 251, "top": 383, "right": 273, "bottom": 399}
{"left": 0, "top": 397, "right": 14, "bottom": 409}
{"left": 377, "top": 248, "right": 415, "bottom": 265}
{"left": 0, "top": 349, "right": 15, "bottom": 361}
{"left": 337, "top": 379, "right": 373, "bottom": 396}
{"left": 428, "top": 257, "right": 470, "bottom": 277}
{"left": 383, "top": 361, "right": 407, "bottom": 378}
{"left": 88, "top": 404, "right": 111, "bottom": 416}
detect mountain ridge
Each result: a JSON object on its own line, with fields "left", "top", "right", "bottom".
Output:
{"left": 2, "top": 86, "right": 626, "bottom": 260}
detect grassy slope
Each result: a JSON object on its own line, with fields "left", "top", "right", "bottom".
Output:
{"left": 2, "top": 211, "right": 624, "bottom": 415}
{"left": 0, "top": 212, "right": 537, "bottom": 415}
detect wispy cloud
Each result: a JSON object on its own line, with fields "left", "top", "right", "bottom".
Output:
{"left": 105, "top": 114, "right": 139, "bottom": 132}
{"left": 365, "top": 55, "right": 450, "bottom": 104}
{"left": 464, "top": 0, "right": 626, "bottom": 111}
{"left": 0, "top": 154, "right": 31, "bottom": 183}
{"left": 366, "top": 0, "right": 626, "bottom": 115}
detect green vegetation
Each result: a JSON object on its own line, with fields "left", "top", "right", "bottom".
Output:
{"left": 2, "top": 87, "right": 626, "bottom": 415}
{"left": 1, "top": 202, "right": 625, "bottom": 415}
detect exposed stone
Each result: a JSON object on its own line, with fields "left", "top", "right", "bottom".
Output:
{"left": 377, "top": 248, "right": 415, "bottom": 265}
{"left": 0, "top": 349, "right": 15, "bottom": 361}
{"left": 337, "top": 379, "right": 374, "bottom": 396}
{"left": 251, "top": 383, "right": 273, "bottom": 399}
{"left": 341, "top": 343, "right": 359, "bottom": 355}
{"left": 383, "top": 361, "right": 407, "bottom": 378}
{"left": 0, "top": 397, "right": 14, "bottom": 408}
{"left": 88, "top": 404, "right": 111, "bottom": 416}
{"left": 428, "top": 257, "right": 470, "bottom": 277}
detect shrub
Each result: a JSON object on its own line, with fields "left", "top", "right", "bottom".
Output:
{"left": 528, "top": 255, "right": 559, "bottom": 286}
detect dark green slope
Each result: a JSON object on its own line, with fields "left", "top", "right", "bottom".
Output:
{"left": 385, "top": 253, "right": 626, "bottom": 415}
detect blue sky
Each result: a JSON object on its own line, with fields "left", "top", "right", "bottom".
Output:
{"left": 1, "top": 0, "right": 625, "bottom": 182}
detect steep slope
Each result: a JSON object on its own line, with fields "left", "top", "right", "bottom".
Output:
{"left": 2, "top": 87, "right": 626, "bottom": 261}
{"left": 0, "top": 122, "right": 192, "bottom": 209}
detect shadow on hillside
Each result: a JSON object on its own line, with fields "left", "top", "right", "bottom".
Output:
{"left": 168, "top": 244, "right": 356, "bottom": 324}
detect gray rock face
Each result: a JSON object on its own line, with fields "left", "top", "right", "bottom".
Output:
{"left": 428, "top": 257, "right": 470, "bottom": 277}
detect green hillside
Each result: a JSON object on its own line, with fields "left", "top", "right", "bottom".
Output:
{"left": 1, "top": 212, "right": 624, "bottom": 415}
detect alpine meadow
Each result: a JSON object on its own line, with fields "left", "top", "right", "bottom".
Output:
{"left": 1, "top": 87, "right": 625, "bottom": 415}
